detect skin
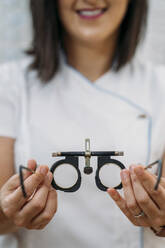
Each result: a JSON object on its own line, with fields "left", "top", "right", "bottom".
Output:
{"left": 57, "top": 0, "right": 165, "bottom": 235}
{"left": 58, "top": 0, "right": 130, "bottom": 82}
{"left": 0, "top": 160, "right": 57, "bottom": 232}
{"left": 108, "top": 164, "right": 165, "bottom": 236}
{"left": 0, "top": 0, "right": 165, "bottom": 235}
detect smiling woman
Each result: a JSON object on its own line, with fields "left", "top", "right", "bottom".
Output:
{"left": 58, "top": 0, "right": 129, "bottom": 42}
{"left": 1, "top": 1, "right": 165, "bottom": 248}
{"left": 28, "top": 0, "right": 147, "bottom": 82}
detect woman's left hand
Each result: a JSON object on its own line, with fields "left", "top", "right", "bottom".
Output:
{"left": 107, "top": 164, "right": 165, "bottom": 236}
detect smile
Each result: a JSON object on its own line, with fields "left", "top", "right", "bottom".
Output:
{"left": 77, "top": 8, "right": 107, "bottom": 20}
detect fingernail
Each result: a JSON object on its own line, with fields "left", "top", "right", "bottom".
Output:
{"left": 129, "top": 165, "right": 136, "bottom": 174}
{"left": 47, "top": 172, "right": 53, "bottom": 183}
{"left": 41, "top": 167, "right": 48, "bottom": 175}
{"left": 36, "top": 166, "right": 48, "bottom": 175}
{"left": 108, "top": 188, "right": 115, "bottom": 195}
{"left": 45, "top": 172, "right": 53, "bottom": 187}
{"left": 108, "top": 189, "right": 118, "bottom": 201}
{"left": 107, "top": 188, "right": 112, "bottom": 194}
{"left": 134, "top": 167, "right": 143, "bottom": 176}
{"left": 121, "top": 170, "right": 128, "bottom": 182}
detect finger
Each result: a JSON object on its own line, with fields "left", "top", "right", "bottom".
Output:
{"left": 134, "top": 165, "right": 165, "bottom": 210}
{"left": 5, "top": 159, "right": 37, "bottom": 192}
{"left": 5, "top": 166, "right": 49, "bottom": 214}
{"left": 107, "top": 188, "right": 136, "bottom": 222}
{"left": 129, "top": 165, "right": 160, "bottom": 221}
{"left": 107, "top": 188, "right": 149, "bottom": 227}
{"left": 143, "top": 172, "right": 165, "bottom": 188}
{"left": 14, "top": 172, "right": 53, "bottom": 227}
{"left": 27, "top": 159, "right": 38, "bottom": 171}
{"left": 28, "top": 188, "right": 57, "bottom": 228}
{"left": 120, "top": 169, "right": 142, "bottom": 216}
{"left": 145, "top": 172, "right": 165, "bottom": 189}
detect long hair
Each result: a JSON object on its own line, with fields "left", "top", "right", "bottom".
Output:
{"left": 27, "top": 0, "right": 148, "bottom": 82}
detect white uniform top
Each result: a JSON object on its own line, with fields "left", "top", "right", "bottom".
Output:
{"left": 0, "top": 55, "right": 165, "bottom": 248}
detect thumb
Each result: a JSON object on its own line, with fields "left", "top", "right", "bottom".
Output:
{"left": 1, "top": 166, "right": 49, "bottom": 213}
{"left": 5, "top": 159, "right": 37, "bottom": 192}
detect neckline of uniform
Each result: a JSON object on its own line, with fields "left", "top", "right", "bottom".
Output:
{"left": 59, "top": 50, "right": 117, "bottom": 89}
{"left": 60, "top": 61, "right": 122, "bottom": 98}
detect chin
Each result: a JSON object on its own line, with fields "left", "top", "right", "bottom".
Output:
{"left": 74, "top": 29, "right": 114, "bottom": 44}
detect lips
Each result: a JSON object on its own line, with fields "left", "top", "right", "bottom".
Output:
{"left": 76, "top": 8, "right": 107, "bottom": 19}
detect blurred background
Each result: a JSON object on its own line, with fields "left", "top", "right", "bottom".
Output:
{"left": 0, "top": 0, "right": 165, "bottom": 65}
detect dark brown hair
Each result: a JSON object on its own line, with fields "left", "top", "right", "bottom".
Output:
{"left": 27, "top": 0, "right": 148, "bottom": 82}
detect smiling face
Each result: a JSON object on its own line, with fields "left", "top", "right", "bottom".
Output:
{"left": 58, "top": 0, "right": 130, "bottom": 44}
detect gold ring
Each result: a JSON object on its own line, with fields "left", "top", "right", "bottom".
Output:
{"left": 134, "top": 211, "right": 145, "bottom": 218}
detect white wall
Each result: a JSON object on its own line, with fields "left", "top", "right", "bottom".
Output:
{"left": 0, "top": 0, "right": 31, "bottom": 63}
{"left": 0, "top": 0, "right": 165, "bottom": 64}
{"left": 138, "top": 0, "right": 165, "bottom": 64}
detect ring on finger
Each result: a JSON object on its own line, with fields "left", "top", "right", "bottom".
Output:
{"left": 134, "top": 211, "right": 145, "bottom": 218}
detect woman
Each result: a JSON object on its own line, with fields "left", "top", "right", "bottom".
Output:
{"left": 0, "top": 0, "right": 165, "bottom": 248}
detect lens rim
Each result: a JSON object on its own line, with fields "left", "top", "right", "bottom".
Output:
{"left": 95, "top": 156, "right": 126, "bottom": 191}
{"left": 50, "top": 156, "right": 81, "bottom": 192}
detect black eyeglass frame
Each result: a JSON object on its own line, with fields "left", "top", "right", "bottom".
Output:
{"left": 50, "top": 154, "right": 126, "bottom": 193}
{"left": 19, "top": 139, "right": 163, "bottom": 197}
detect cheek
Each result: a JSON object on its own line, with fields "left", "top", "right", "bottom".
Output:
{"left": 107, "top": 1, "right": 129, "bottom": 27}
{"left": 57, "top": 0, "right": 74, "bottom": 8}
{"left": 58, "top": 0, "right": 129, "bottom": 42}
{"left": 58, "top": 1, "right": 76, "bottom": 31}
{"left": 57, "top": 0, "right": 74, "bottom": 23}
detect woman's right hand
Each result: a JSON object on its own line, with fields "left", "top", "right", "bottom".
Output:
{"left": 0, "top": 159, "right": 57, "bottom": 230}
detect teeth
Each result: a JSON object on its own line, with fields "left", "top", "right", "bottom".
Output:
{"left": 79, "top": 9, "right": 103, "bottom": 16}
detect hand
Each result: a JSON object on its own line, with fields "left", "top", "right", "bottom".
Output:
{"left": 107, "top": 164, "right": 165, "bottom": 231}
{"left": 0, "top": 159, "right": 57, "bottom": 230}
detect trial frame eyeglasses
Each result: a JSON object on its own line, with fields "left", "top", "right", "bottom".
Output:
{"left": 19, "top": 139, "right": 163, "bottom": 197}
